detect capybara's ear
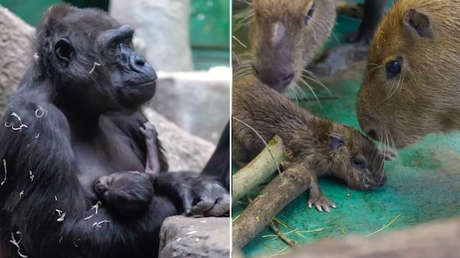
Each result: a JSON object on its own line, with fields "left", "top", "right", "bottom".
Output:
{"left": 328, "top": 133, "right": 345, "bottom": 151}
{"left": 403, "top": 9, "right": 433, "bottom": 38}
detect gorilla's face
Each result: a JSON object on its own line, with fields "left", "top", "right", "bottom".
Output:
{"left": 38, "top": 6, "right": 157, "bottom": 113}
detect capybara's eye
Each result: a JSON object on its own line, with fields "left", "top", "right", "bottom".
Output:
{"left": 304, "top": 2, "right": 315, "bottom": 25}
{"left": 351, "top": 155, "right": 367, "bottom": 170}
{"left": 385, "top": 56, "right": 403, "bottom": 79}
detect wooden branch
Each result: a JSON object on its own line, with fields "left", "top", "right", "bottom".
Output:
{"left": 233, "top": 161, "right": 313, "bottom": 249}
{"left": 269, "top": 221, "right": 296, "bottom": 247}
{"left": 232, "top": 135, "right": 287, "bottom": 204}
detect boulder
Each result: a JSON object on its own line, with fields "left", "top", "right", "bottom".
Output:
{"left": 0, "top": 5, "right": 35, "bottom": 113}
{"left": 152, "top": 69, "right": 230, "bottom": 144}
{"left": 144, "top": 108, "right": 214, "bottom": 172}
{"left": 110, "top": 0, "right": 194, "bottom": 72}
{"left": 159, "top": 216, "right": 230, "bottom": 258}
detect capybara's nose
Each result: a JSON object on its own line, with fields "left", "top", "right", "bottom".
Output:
{"left": 254, "top": 64, "right": 294, "bottom": 91}
{"left": 280, "top": 72, "right": 295, "bottom": 87}
{"left": 361, "top": 115, "right": 379, "bottom": 140}
{"left": 366, "top": 128, "right": 378, "bottom": 140}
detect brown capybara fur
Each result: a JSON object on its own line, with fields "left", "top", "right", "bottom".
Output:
{"left": 233, "top": 77, "right": 387, "bottom": 212}
{"left": 249, "top": 0, "right": 336, "bottom": 92}
{"left": 357, "top": 0, "right": 460, "bottom": 148}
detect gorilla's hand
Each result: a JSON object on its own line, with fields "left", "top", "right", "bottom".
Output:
{"left": 181, "top": 175, "right": 229, "bottom": 217}
{"left": 154, "top": 172, "right": 229, "bottom": 217}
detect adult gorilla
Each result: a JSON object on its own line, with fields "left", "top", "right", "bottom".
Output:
{"left": 0, "top": 4, "right": 228, "bottom": 258}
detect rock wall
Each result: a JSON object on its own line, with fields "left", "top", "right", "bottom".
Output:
{"left": 144, "top": 109, "right": 214, "bottom": 172}
{"left": 159, "top": 216, "right": 230, "bottom": 258}
{"left": 110, "top": 0, "right": 194, "bottom": 72}
{"left": 0, "top": 5, "right": 35, "bottom": 113}
{"left": 152, "top": 69, "right": 230, "bottom": 144}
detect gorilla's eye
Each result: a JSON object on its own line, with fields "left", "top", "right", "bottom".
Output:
{"left": 55, "top": 38, "right": 74, "bottom": 62}
{"left": 351, "top": 155, "right": 367, "bottom": 170}
{"left": 385, "top": 56, "right": 403, "bottom": 79}
{"left": 304, "top": 2, "right": 315, "bottom": 25}
{"left": 124, "top": 37, "right": 133, "bottom": 46}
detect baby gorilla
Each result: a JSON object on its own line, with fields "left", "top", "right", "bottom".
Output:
{"left": 94, "top": 172, "right": 154, "bottom": 215}
{"left": 94, "top": 172, "right": 230, "bottom": 217}
{"left": 94, "top": 122, "right": 229, "bottom": 217}
{"left": 93, "top": 122, "right": 159, "bottom": 215}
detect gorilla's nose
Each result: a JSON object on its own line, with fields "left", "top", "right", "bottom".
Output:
{"left": 94, "top": 179, "right": 107, "bottom": 194}
{"left": 130, "top": 54, "right": 157, "bottom": 81}
{"left": 130, "top": 54, "right": 146, "bottom": 72}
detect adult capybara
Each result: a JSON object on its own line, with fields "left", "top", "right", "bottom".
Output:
{"left": 357, "top": 0, "right": 460, "bottom": 148}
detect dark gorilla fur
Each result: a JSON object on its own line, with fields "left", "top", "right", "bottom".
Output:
{"left": 201, "top": 122, "right": 230, "bottom": 190}
{"left": 0, "top": 4, "right": 228, "bottom": 258}
{"left": 94, "top": 172, "right": 155, "bottom": 216}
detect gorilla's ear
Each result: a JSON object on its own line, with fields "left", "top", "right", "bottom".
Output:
{"left": 55, "top": 38, "right": 74, "bottom": 63}
{"left": 43, "top": 4, "right": 73, "bottom": 25}
{"left": 403, "top": 9, "right": 433, "bottom": 38}
{"left": 39, "top": 4, "right": 73, "bottom": 37}
{"left": 328, "top": 133, "right": 345, "bottom": 151}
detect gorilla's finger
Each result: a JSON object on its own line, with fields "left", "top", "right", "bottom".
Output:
{"left": 191, "top": 198, "right": 215, "bottom": 215}
{"left": 179, "top": 189, "right": 194, "bottom": 215}
{"left": 206, "top": 195, "right": 230, "bottom": 217}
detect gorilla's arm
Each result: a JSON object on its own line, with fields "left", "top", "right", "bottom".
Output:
{"left": 152, "top": 123, "right": 230, "bottom": 216}
{"left": 105, "top": 112, "right": 168, "bottom": 173}
{"left": 154, "top": 171, "right": 230, "bottom": 217}
{"left": 0, "top": 82, "right": 89, "bottom": 256}
{"left": 106, "top": 114, "right": 230, "bottom": 215}
{"left": 0, "top": 80, "right": 175, "bottom": 258}
{"left": 140, "top": 121, "right": 162, "bottom": 175}
{"left": 201, "top": 122, "right": 230, "bottom": 190}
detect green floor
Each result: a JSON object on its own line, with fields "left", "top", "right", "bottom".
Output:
{"left": 233, "top": 6, "right": 460, "bottom": 258}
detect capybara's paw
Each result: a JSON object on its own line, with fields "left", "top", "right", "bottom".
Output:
{"left": 308, "top": 195, "right": 336, "bottom": 213}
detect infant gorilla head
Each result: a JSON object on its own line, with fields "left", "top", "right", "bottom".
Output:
{"left": 94, "top": 172, "right": 154, "bottom": 215}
